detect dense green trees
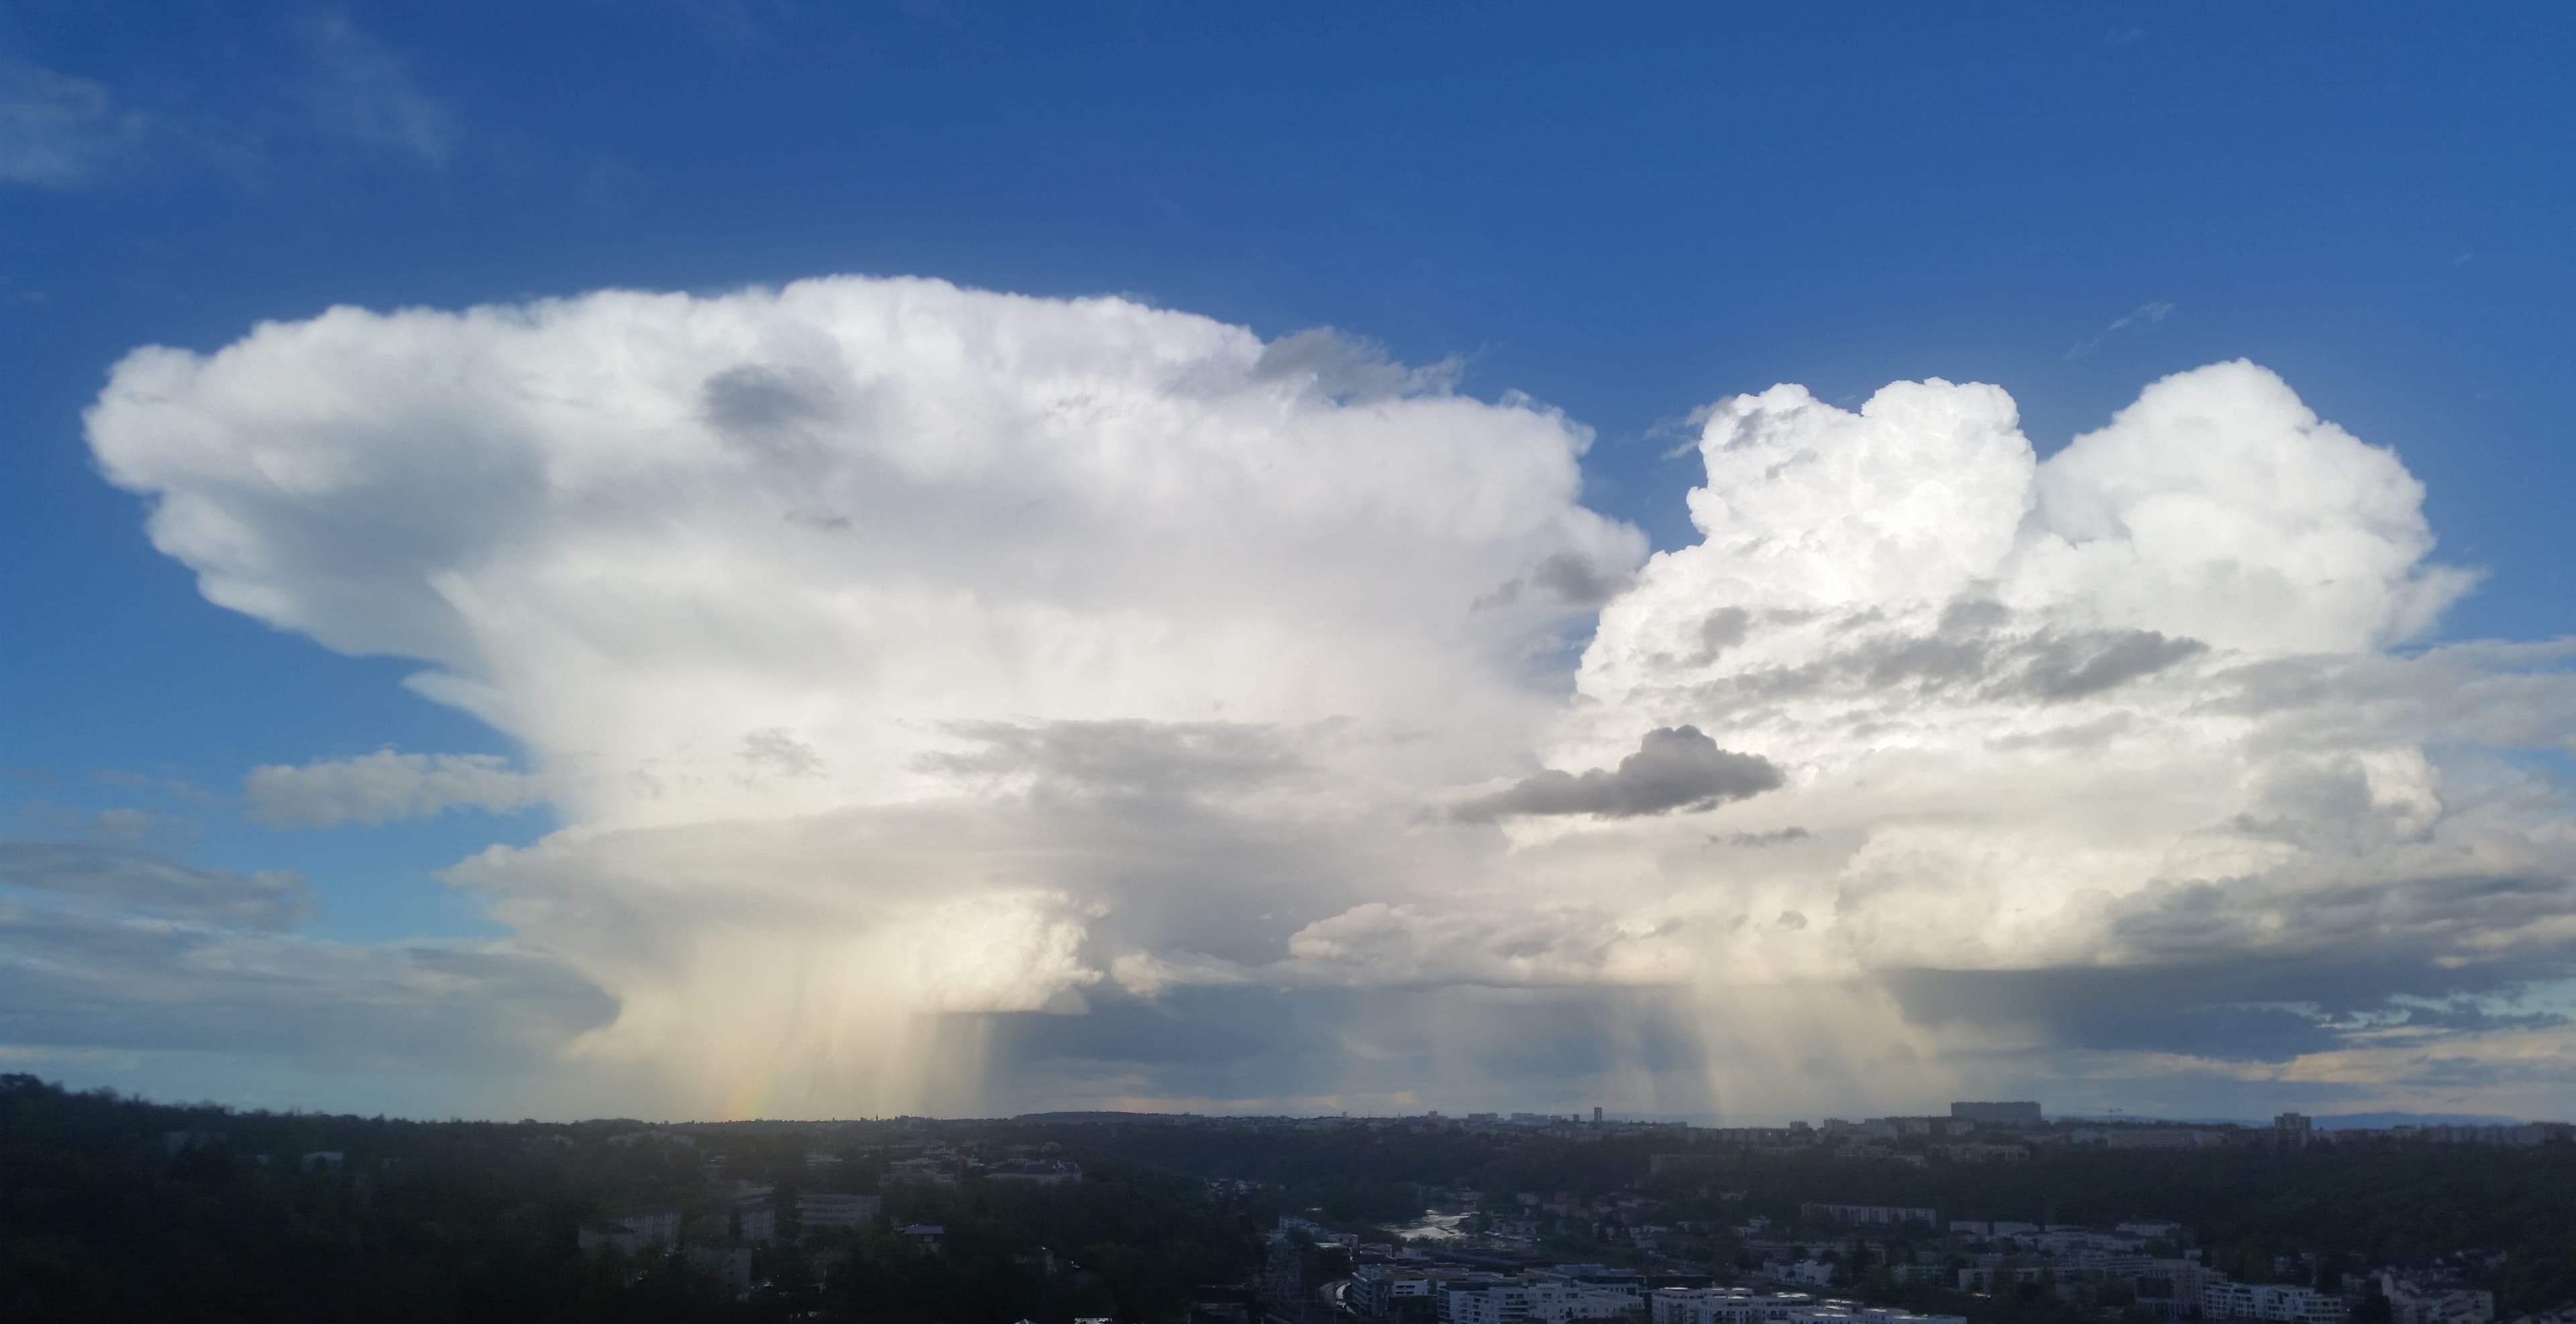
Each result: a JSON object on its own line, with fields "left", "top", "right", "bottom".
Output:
{"left": 0, "top": 1077, "right": 1258, "bottom": 1323}
{"left": 0, "top": 1076, "right": 699, "bottom": 1321}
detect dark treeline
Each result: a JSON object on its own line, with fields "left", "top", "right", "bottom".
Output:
{"left": 841, "top": 1168, "right": 1256, "bottom": 1322}
{"left": 0, "top": 1077, "right": 1254, "bottom": 1323}
{"left": 9, "top": 1078, "right": 2574, "bottom": 1321}
{"left": 1693, "top": 1145, "right": 2576, "bottom": 1312}
{"left": 3, "top": 1074, "right": 657, "bottom": 1321}
{"left": 977, "top": 1118, "right": 1682, "bottom": 1211}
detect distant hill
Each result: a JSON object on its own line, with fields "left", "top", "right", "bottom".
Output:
{"left": 2310, "top": 1111, "right": 2535, "bottom": 1129}
{"left": 2051, "top": 1111, "right": 2536, "bottom": 1129}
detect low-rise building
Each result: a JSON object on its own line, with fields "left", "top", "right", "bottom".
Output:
{"left": 1803, "top": 1203, "right": 1938, "bottom": 1227}
{"left": 2074, "top": 1128, "right": 2226, "bottom": 1150}
{"left": 1772, "top": 1262, "right": 1836, "bottom": 1288}
{"left": 2379, "top": 1275, "right": 2495, "bottom": 1324}
{"left": 2204, "top": 1282, "right": 2348, "bottom": 1324}
{"left": 687, "top": 1245, "right": 755, "bottom": 1300}
{"left": 1650, "top": 1289, "right": 1960, "bottom": 1324}
{"left": 1930, "top": 1143, "right": 2027, "bottom": 1163}
{"left": 579, "top": 1209, "right": 681, "bottom": 1254}
{"left": 887, "top": 1156, "right": 959, "bottom": 1187}
{"left": 798, "top": 1190, "right": 882, "bottom": 1237}
{"left": 1355, "top": 1265, "right": 1477, "bottom": 1319}
{"left": 988, "top": 1158, "right": 1082, "bottom": 1186}
{"left": 1440, "top": 1278, "right": 1644, "bottom": 1324}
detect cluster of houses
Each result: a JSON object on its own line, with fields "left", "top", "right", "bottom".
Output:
{"left": 1333, "top": 1254, "right": 1974, "bottom": 1324}
{"left": 1292, "top": 1189, "right": 2514, "bottom": 1324}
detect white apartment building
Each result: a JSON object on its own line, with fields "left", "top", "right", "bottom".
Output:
{"left": 1441, "top": 1279, "right": 1534, "bottom": 1324}
{"left": 1354, "top": 1266, "right": 1474, "bottom": 1317}
{"left": 1949, "top": 1220, "right": 2041, "bottom": 1240}
{"left": 1803, "top": 1203, "right": 1939, "bottom": 1227}
{"left": 1650, "top": 1292, "right": 1960, "bottom": 1324}
{"left": 2203, "top": 1283, "right": 2349, "bottom": 1324}
{"left": 2379, "top": 1276, "right": 2495, "bottom": 1324}
{"left": 1443, "top": 1278, "right": 1642, "bottom": 1324}
{"left": 1652, "top": 1289, "right": 1799, "bottom": 1324}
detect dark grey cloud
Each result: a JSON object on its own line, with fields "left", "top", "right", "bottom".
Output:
{"left": 1711, "top": 826, "right": 1811, "bottom": 848}
{"left": 1474, "top": 551, "right": 1638, "bottom": 612}
{"left": 703, "top": 363, "right": 830, "bottom": 433}
{"left": 1529, "top": 551, "right": 1632, "bottom": 609}
{"left": 2105, "top": 868, "right": 2576, "bottom": 971}
{"left": 1248, "top": 327, "right": 1458, "bottom": 403}
{"left": 2014, "top": 628, "right": 2207, "bottom": 701}
{"left": 922, "top": 719, "right": 1307, "bottom": 800}
{"left": 1885, "top": 890, "right": 2576, "bottom": 1067}
{"left": 1452, "top": 726, "right": 1782, "bottom": 822}
{"left": 1845, "top": 615, "right": 2204, "bottom": 704}
{"left": 1670, "top": 605, "right": 2210, "bottom": 734}
{"left": 1888, "top": 966, "right": 2348, "bottom": 1063}
{"left": 977, "top": 983, "right": 1719, "bottom": 1113}
{"left": 0, "top": 840, "right": 312, "bottom": 930}
{"left": 1695, "top": 607, "right": 1752, "bottom": 662}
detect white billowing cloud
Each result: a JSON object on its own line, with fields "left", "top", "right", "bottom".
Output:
{"left": 246, "top": 750, "right": 549, "bottom": 826}
{"left": 1559, "top": 360, "right": 2569, "bottom": 1023}
{"left": 2011, "top": 361, "right": 2473, "bottom": 652}
{"left": 91, "top": 276, "right": 1647, "bottom": 1115}
{"left": 93, "top": 278, "right": 1638, "bottom": 840}
{"left": 1586, "top": 360, "right": 2468, "bottom": 713}
{"left": 83, "top": 277, "right": 2576, "bottom": 1119}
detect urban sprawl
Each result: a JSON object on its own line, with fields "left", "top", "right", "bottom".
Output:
{"left": 545, "top": 1099, "right": 2573, "bottom": 1323}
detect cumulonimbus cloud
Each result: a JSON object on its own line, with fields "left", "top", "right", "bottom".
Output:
{"left": 74, "top": 279, "right": 2576, "bottom": 1121}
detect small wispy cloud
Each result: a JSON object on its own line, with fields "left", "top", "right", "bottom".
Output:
{"left": 0, "top": 61, "right": 150, "bottom": 188}
{"left": 2066, "top": 299, "right": 2175, "bottom": 360}
{"left": 299, "top": 15, "right": 459, "bottom": 167}
{"left": 2104, "top": 26, "right": 2149, "bottom": 47}
{"left": 246, "top": 750, "right": 546, "bottom": 827}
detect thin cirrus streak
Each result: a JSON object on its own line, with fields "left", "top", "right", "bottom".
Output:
{"left": 75, "top": 275, "right": 2576, "bottom": 1120}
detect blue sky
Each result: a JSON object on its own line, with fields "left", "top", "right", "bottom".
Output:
{"left": 4, "top": 4, "right": 2573, "bottom": 1121}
